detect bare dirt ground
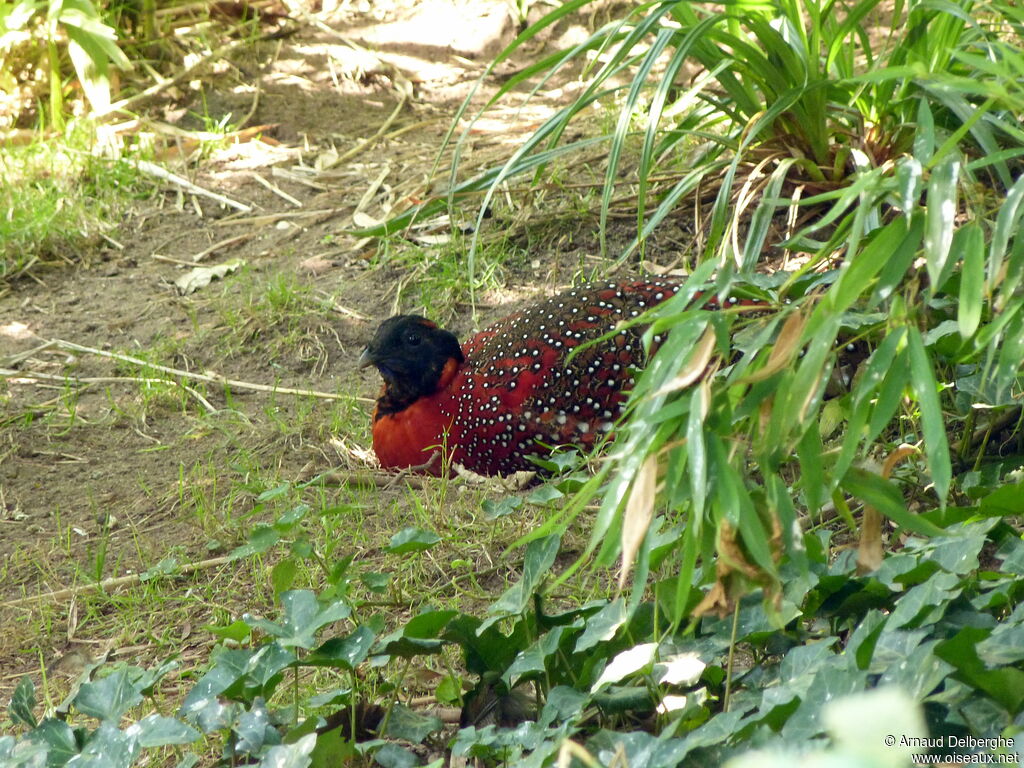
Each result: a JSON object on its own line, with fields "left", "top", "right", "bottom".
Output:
{"left": 0, "top": 0, "right": 697, "bottom": 714}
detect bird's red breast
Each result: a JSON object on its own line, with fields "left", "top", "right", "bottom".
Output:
{"left": 363, "top": 278, "right": 712, "bottom": 476}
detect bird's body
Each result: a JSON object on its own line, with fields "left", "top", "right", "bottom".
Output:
{"left": 360, "top": 278, "right": 685, "bottom": 476}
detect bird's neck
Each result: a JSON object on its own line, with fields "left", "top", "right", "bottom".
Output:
{"left": 374, "top": 356, "right": 462, "bottom": 419}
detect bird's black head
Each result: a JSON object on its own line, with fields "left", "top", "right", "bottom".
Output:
{"left": 359, "top": 315, "right": 464, "bottom": 415}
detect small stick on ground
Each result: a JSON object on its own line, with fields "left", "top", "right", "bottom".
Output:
{"left": 47, "top": 339, "right": 374, "bottom": 403}
{"left": 2, "top": 556, "right": 235, "bottom": 609}
{"left": 135, "top": 160, "right": 253, "bottom": 213}
{"left": 2, "top": 368, "right": 217, "bottom": 413}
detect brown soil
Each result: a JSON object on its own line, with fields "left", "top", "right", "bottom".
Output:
{"left": 0, "top": 0, "right": 694, "bottom": 715}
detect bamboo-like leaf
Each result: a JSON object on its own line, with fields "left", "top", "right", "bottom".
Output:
{"left": 686, "top": 380, "right": 711, "bottom": 519}
{"left": 798, "top": 425, "right": 825, "bottom": 516}
{"left": 957, "top": 222, "right": 985, "bottom": 339}
{"left": 907, "top": 327, "right": 951, "bottom": 501}
{"left": 652, "top": 327, "right": 717, "bottom": 396}
{"left": 989, "top": 173, "right": 1024, "bottom": 299}
{"left": 924, "top": 155, "right": 959, "bottom": 291}
{"left": 841, "top": 467, "right": 945, "bottom": 537}
{"left": 737, "top": 307, "right": 805, "bottom": 384}
{"left": 619, "top": 455, "right": 657, "bottom": 590}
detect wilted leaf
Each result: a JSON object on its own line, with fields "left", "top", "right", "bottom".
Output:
{"left": 652, "top": 326, "right": 717, "bottom": 395}
{"left": 620, "top": 454, "right": 657, "bottom": 589}
{"left": 592, "top": 643, "right": 658, "bottom": 692}
{"left": 737, "top": 308, "right": 806, "bottom": 384}
{"left": 174, "top": 259, "right": 245, "bottom": 295}
{"left": 654, "top": 652, "right": 706, "bottom": 686}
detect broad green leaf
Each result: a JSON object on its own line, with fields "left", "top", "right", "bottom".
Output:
{"left": 128, "top": 714, "right": 201, "bottom": 748}
{"left": 483, "top": 535, "right": 561, "bottom": 628}
{"left": 9, "top": 676, "right": 36, "bottom": 729}
{"left": 271, "top": 558, "right": 298, "bottom": 597}
{"left": 376, "top": 609, "right": 457, "bottom": 657}
{"left": 74, "top": 667, "right": 144, "bottom": 723}
{"left": 383, "top": 704, "right": 442, "bottom": 743}
{"left": 72, "top": 721, "right": 136, "bottom": 768}
{"left": 373, "top": 743, "right": 419, "bottom": 768}
{"left": 256, "top": 733, "right": 316, "bottom": 768}
{"left": 306, "top": 626, "right": 376, "bottom": 670}
{"left": 385, "top": 527, "right": 440, "bottom": 554}
{"left": 243, "top": 590, "right": 350, "bottom": 650}
{"left": 935, "top": 627, "right": 1024, "bottom": 714}
{"left": 25, "top": 718, "right": 79, "bottom": 765}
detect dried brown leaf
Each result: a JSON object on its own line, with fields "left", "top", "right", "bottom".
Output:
{"left": 619, "top": 454, "right": 657, "bottom": 590}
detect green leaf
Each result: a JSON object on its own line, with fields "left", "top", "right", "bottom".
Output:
{"left": 129, "top": 714, "right": 201, "bottom": 748}
{"left": 935, "top": 627, "right": 1024, "bottom": 714}
{"left": 840, "top": 468, "right": 945, "bottom": 537}
{"left": 271, "top": 558, "right": 298, "bottom": 597}
{"left": 24, "top": 718, "right": 79, "bottom": 765}
{"left": 482, "top": 495, "right": 523, "bottom": 520}
{"left": 204, "top": 619, "right": 252, "bottom": 643}
{"left": 376, "top": 609, "right": 457, "bottom": 657}
{"left": 907, "top": 327, "right": 952, "bottom": 501}
{"left": 980, "top": 483, "right": 1024, "bottom": 516}
{"left": 360, "top": 571, "right": 390, "bottom": 593}
{"left": 256, "top": 733, "right": 316, "bottom": 768}
{"left": 385, "top": 527, "right": 441, "bottom": 554}
{"left": 957, "top": 222, "right": 985, "bottom": 338}
{"left": 9, "top": 675, "right": 36, "bottom": 728}
{"left": 75, "top": 721, "right": 136, "bottom": 768}
{"left": 483, "top": 535, "right": 561, "bottom": 628}
{"left": 243, "top": 590, "right": 350, "bottom": 650}
{"left": 924, "top": 155, "right": 960, "bottom": 291}
{"left": 436, "top": 674, "right": 462, "bottom": 705}
{"left": 307, "top": 625, "right": 376, "bottom": 670}
{"left": 75, "top": 667, "right": 144, "bottom": 722}
{"left": 383, "top": 704, "right": 442, "bottom": 743}
{"left": 230, "top": 524, "right": 280, "bottom": 559}
{"left": 373, "top": 743, "right": 418, "bottom": 768}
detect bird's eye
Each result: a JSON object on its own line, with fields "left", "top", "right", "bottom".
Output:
{"left": 405, "top": 332, "right": 422, "bottom": 346}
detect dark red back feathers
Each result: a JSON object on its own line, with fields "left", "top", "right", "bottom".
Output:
{"left": 360, "top": 278, "right": 683, "bottom": 476}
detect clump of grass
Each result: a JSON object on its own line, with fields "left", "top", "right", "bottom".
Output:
{"left": 0, "top": 127, "right": 143, "bottom": 280}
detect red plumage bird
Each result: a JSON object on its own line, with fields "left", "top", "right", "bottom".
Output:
{"left": 359, "top": 278, "right": 686, "bottom": 476}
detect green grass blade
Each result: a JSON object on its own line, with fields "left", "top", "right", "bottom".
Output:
{"left": 924, "top": 154, "right": 960, "bottom": 292}
{"left": 907, "top": 327, "right": 951, "bottom": 502}
{"left": 957, "top": 222, "right": 985, "bottom": 339}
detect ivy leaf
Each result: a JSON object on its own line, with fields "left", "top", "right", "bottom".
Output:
{"left": 127, "top": 714, "right": 201, "bottom": 748}
{"left": 72, "top": 722, "right": 137, "bottom": 768}
{"left": 385, "top": 527, "right": 441, "bottom": 554}
{"left": 373, "top": 743, "right": 419, "bottom": 768}
{"left": 9, "top": 676, "right": 36, "bottom": 729}
{"left": 376, "top": 609, "right": 457, "bottom": 657}
{"left": 25, "top": 719, "right": 79, "bottom": 766}
{"left": 935, "top": 627, "right": 1024, "bottom": 714}
{"left": 307, "top": 626, "right": 377, "bottom": 670}
{"left": 383, "top": 704, "right": 442, "bottom": 743}
{"left": 243, "top": 590, "right": 351, "bottom": 650}
{"left": 75, "top": 667, "right": 144, "bottom": 723}
{"left": 481, "top": 535, "right": 561, "bottom": 631}
{"left": 255, "top": 732, "right": 316, "bottom": 768}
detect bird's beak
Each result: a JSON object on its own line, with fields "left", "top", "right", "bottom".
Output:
{"left": 358, "top": 347, "right": 374, "bottom": 369}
